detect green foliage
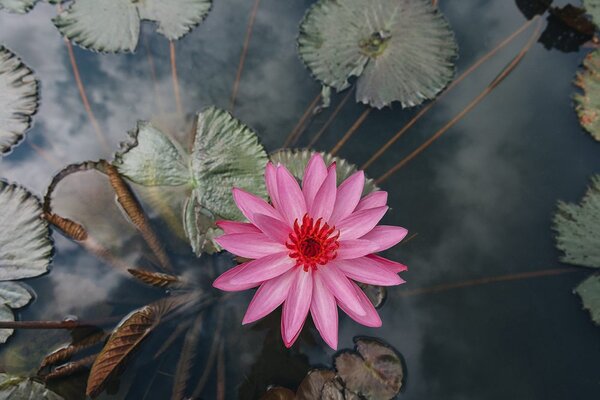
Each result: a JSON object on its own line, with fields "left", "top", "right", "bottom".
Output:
{"left": 0, "top": 0, "right": 38, "bottom": 14}
{"left": 574, "top": 274, "right": 600, "bottom": 325}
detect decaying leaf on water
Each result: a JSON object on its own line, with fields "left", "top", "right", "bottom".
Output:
{"left": 296, "top": 369, "right": 337, "bottom": 400}
{"left": 127, "top": 269, "right": 180, "bottom": 289}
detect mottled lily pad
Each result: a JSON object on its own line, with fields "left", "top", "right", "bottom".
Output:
{"left": 0, "top": 46, "right": 39, "bottom": 156}
{"left": 553, "top": 175, "right": 600, "bottom": 268}
{"left": 53, "top": 0, "right": 212, "bottom": 53}
{"left": 298, "top": 0, "right": 457, "bottom": 109}
{"left": 583, "top": 0, "right": 600, "bottom": 27}
{"left": 574, "top": 49, "right": 600, "bottom": 141}
{"left": 296, "top": 369, "right": 337, "bottom": 400}
{"left": 0, "top": 373, "right": 64, "bottom": 399}
{"left": 0, "top": 0, "right": 38, "bottom": 13}
{"left": 270, "top": 148, "right": 378, "bottom": 194}
{"left": 0, "top": 181, "right": 53, "bottom": 281}
{"left": 334, "top": 337, "right": 404, "bottom": 399}
{"left": 574, "top": 274, "right": 600, "bottom": 325}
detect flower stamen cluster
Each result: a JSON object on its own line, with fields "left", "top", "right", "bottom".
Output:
{"left": 286, "top": 214, "right": 340, "bottom": 272}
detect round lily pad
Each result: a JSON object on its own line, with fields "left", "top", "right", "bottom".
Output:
{"left": 0, "top": 0, "right": 38, "bottom": 14}
{"left": 575, "top": 49, "right": 600, "bottom": 141}
{"left": 0, "top": 46, "right": 39, "bottom": 156}
{"left": 0, "top": 181, "right": 53, "bottom": 281}
{"left": 298, "top": 0, "right": 457, "bottom": 109}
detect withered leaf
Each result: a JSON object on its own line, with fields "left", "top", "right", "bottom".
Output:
{"left": 127, "top": 269, "right": 180, "bottom": 288}
{"left": 296, "top": 369, "right": 336, "bottom": 400}
{"left": 39, "top": 330, "right": 107, "bottom": 371}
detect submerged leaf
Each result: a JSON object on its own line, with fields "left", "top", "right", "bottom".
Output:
{"left": 0, "top": 0, "right": 38, "bottom": 14}
{"left": 127, "top": 269, "right": 180, "bottom": 288}
{"left": 0, "top": 180, "right": 53, "bottom": 281}
{"left": 0, "top": 46, "right": 39, "bottom": 155}
{"left": 0, "top": 373, "right": 64, "bottom": 399}
{"left": 296, "top": 369, "right": 337, "bottom": 400}
{"left": 575, "top": 49, "right": 600, "bottom": 141}
{"left": 298, "top": 0, "right": 457, "bottom": 108}
{"left": 553, "top": 175, "right": 600, "bottom": 268}
{"left": 574, "top": 274, "right": 600, "bottom": 325}
{"left": 191, "top": 107, "right": 268, "bottom": 221}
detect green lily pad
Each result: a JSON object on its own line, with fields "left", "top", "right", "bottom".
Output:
{"left": 0, "top": 46, "right": 39, "bottom": 156}
{"left": 269, "top": 148, "right": 378, "bottom": 195}
{"left": 574, "top": 49, "right": 600, "bottom": 141}
{"left": 553, "top": 175, "right": 600, "bottom": 268}
{"left": 583, "top": 0, "right": 600, "bottom": 27}
{"left": 0, "top": 373, "right": 64, "bottom": 399}
{"left": 114, "top": 121, "right": 191, "bottom": 186}
{"left": 183, "top": 192, "right": 222, "bottom": 256}
{"left": 298, "top": 0, "right": 457, "bottom": 109}
{"left": 53, "top": 0, "right": 212, "bottom": 53}
{"left": 191, "top": 107, "right": 268, "bottom": 221}
{"left": 0, "top": 304, "right": 15, "bottom": 344}
{"left": 574, "top": 274, "right": 600, "bottom": 325}
{"left": 0, "top": 0, "right": 37, "bottom": 13}
{"left": 0, "top": 282, "right": 33, "bottom": 344}
{"left": 0, "top": 180, "right": 53, "bottom": 281}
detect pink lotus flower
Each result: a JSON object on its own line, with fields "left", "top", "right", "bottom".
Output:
{"left": 213, "top": 153, "right": 407, "bottom": 349}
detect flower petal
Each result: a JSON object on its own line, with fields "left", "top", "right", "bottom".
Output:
{"left": 233, "top": 188, "right": 281, "bottom": 225}
{"left": 277, "top": 165, "right": 307, "bottom": 226}
{"left": 329, "top": 171, "right": 364, "bottom": 224}
{"left": 359, "top": 225, "right": 408, "bottom": 252}
{"left": 337, "top": 239, "right": 380, "bottom": 260}
{"left": 311, "top": 270, "right": 338, "bottom": 349}
{"left": 338, "top": 281, "right": 382, "bottom": 327}
{"left": 230, "top": 252, "right": 296, "bottom": 286}
{"left": 366, "top": 254, "right": 408, "bottom": 274}
{"left": 253, "top": 213, "right": 291, "bottom": 243}
{"left": 310, "top": 163, "right": 337, "bottom": 221}
{"left": 213, "top": 262, "right": 262, "bottom": 291}
{"left": 333, "top": 258, "right": 404, "bottom": 286}
{"left": 216, "top": 220, "right": 260, "bottom": 235}
{"left": 265, "top": 162, "right": 282, "bottom": 211}
{"left": 215, "top": 233, "right": 286, "bottom": 259}
{"left": 242, "top": 269, "right": 296, "bottom": 324}
{"left": 302, "top": 153, "right": 327, "bottom": 209}
{"left": 337, "top": 206, "right": 388, "bottom": 240}
{"left": 282, "top": 268, "right": 313, "bottom": 347}
{"left": 319, "top": 263, "right": 366, "bottom": 317}
{"left": 354, "top": 191, "right": 388, "bottom": 212}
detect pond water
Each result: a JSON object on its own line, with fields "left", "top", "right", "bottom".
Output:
{"left": 0, "top": 0, "right": 599, "bottom": 399}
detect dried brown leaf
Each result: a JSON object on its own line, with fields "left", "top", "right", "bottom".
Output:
{"left": 128, "top": 269, "right": 180, "bottom": 288}
{"left": 45, "top": 354, "right": 97, "bottom": 381}
{"left": 296, "top": 369, "right": 335, "bottom": 400}
{"left": 39, "top": 330, "right": 107, "bottom": 371}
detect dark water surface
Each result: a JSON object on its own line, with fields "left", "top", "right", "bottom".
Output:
{"left": 0, "top": 0, "right": 599, "bottom": 399}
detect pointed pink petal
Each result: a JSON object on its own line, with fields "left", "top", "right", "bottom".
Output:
{"left": 366, "top": 254, "right": 408, "bottom": 273}
{"left": 253, "top": 213, "right": 291, "bottom": 243}
{"left": 337, "top": 239, "right": 380, "bottom": 260}
{"left": 354, "top": 191, "right": 388, "bottom": 212}
{"left": 337, "top": 206, "right": 388, "bottom": 240}
{"left": 277, "top": 166, "right": 307, "bottom": 226}
{"left": 242, "top": 269, "right": 296, "bottom": 324}
{"left": 338, "top": 281, "right": 382, "bottom": 327}
{"left": 215, "top": 233, "right": 286, "bottom": 259}
{"left": 311, "top": 271, "right": 338, "bottom": 349}
{"left": 213, "top": 262, "right": 262, "bottom": 291}
{"left": 302, "top": 153, "right": 327, "bottom": 210}
{"left": 265, "top": 162, "right": 282, "bottom": 211}
{"left": 310, "top": 163, "right": 337, "bottom": 221}
{"left": 216, "top": 220, "right": 260, "bottom": 235}
{"left": 332, "top": 258, "right": 404, "bottom": 286}
{"left": 233, "top": 188, "right": 281, "bottom": 225}
{"left": 282, "top": 268, "right": 313, "bottom": 347}
{"left": 319, "top": 263, "right": 365, "bottom": 317}
{"left": 329, "top": 171, "right": 364, "bottom": 224}
{"left": 359, "top": 225, "right": 408, "bottom": 252}
{"left": 229, "top": 252, "right": 295, "bottom": 286}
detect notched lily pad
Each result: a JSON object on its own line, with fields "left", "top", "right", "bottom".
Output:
{"left": 574, "top": 49, "right": 600, "bottom": 141}
{"left": 0, "top": 373, "right": 64, "bottom": 399}
{"left": 0, "top": 46, "right": 39, "bottom": 155}
{"left": 574, "top": 274, "right": 600, "bottom": 325}
{"left": 0, "top": 180, "right": 53, "bottom": 281}
{"left": 553, "top": 175, "right": 600, "bottom": 268}
{"left": 334, "top": 337, "right": 404, "bottom": 400}
{"left": 298, "top": 0, "right": 457, "bottom": 109}
{"left": 53, "top": 0, "right": 212, "bottom": 53}
{"left": 0, "top": 0, "right": 38, "bottom": 14}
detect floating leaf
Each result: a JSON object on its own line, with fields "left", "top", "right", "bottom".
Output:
{"left": 183, "top": 192, "right": 222, "bottom": 256}
{"left": 53, "top": 0, "right": 212, "bottom": 53}
{"left": 553, "top": 175, "right": 600, "bottom": 268}
{"left": 298, "top": 0, "right": 457, "bottom": 109}
{"left": 574, "top": 274, "right": 600, "bottom": 325}
{"left": 575, "top": 49, "right": 600, "bottom": 141}
{"left": 0, "top": 373, "right": 64, "bottom": 399}
{"left": 113, "top": 121, "right": 191, "bottom": 186}
{"left": 0, "top": 0, "right": 38, "bottom": 14}
{"left": 191, "top": 107, "right": 268, "bottom": 221}
{"left": 270, "top": 148, "right": 378, "bottom": 194}
{"left": 127, "top": 269, "right": 180, "bottom": 288}
{"left": 0, "top": 46, "right": 39, "bottom": 155}
{"left": 0, "top": 180, "right": 53, "bottom": 281}
{"left": 0, "top": 304, "right": 15, "bottom": 344}
{"left": 260, "top": 387, "right": 296, "bottom": 400}
{"left": 334, "top": 337, "right": 404, "bottom": 400}
{"left": 583, "top": 0, "right": 600, "bottom": 27}
{"left": 0, "top": 282, "right": 32, "bottom": 309}
{"left": 357, "top": 282, "right": 387, "bottom": 309}
{"left": 296, "top": 369, "right": 337, "bottom": 400}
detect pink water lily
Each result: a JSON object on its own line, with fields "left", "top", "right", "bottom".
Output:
{"left": 213, "top": 153, "right": 407, "bottom": 349}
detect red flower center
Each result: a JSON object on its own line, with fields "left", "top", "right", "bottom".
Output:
{"left": 286, "top": 214, "right": 340, "bottom": 272}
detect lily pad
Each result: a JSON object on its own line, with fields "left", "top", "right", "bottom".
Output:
{"left": 183, "top": 192, "right": 222, "bottom": 256}
{"left": 0, "top": 373, "right": 64, "bottom": 399}
{"left": 296, "top": 369, "right": 337, "bottom": 400}
{"left": 0, "top": 304, "right": 15, "bottom": 344}
{"left": 553, "top": 175, "right": 600, "bottom": 268}
{"left": 270, "top": 148, "right": 378, "bottom": 194}
{"left": 334, "top": 337, "right": 404, "bottom": 400}
{"left": 0, "top": 0, "right": 37, "bottom": 13}
{"left": 574, "top": 49, "right": 600, "bottom": 141}
{"left": 0, "top": 282, "right": 32, "bottom": 309}
{"left": 191, "top": 107, "right": 268, "bottom": 221}
{"left": 0, "top": 180, "right": 53, "bottom": 281}
{"left": 53, "top": 0, "right": 212, "bottom": 53}
{"left": 0, "top": 46, "right": 39, "bottom": 156}
{"left": 298, "top": 0, "right": 457, "bottom": 109}
{"left": 584, "top": 0, "right": 600, "bottom": 27}
{"left": 574, "top": 274, "right": 600, "bottom": 325}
